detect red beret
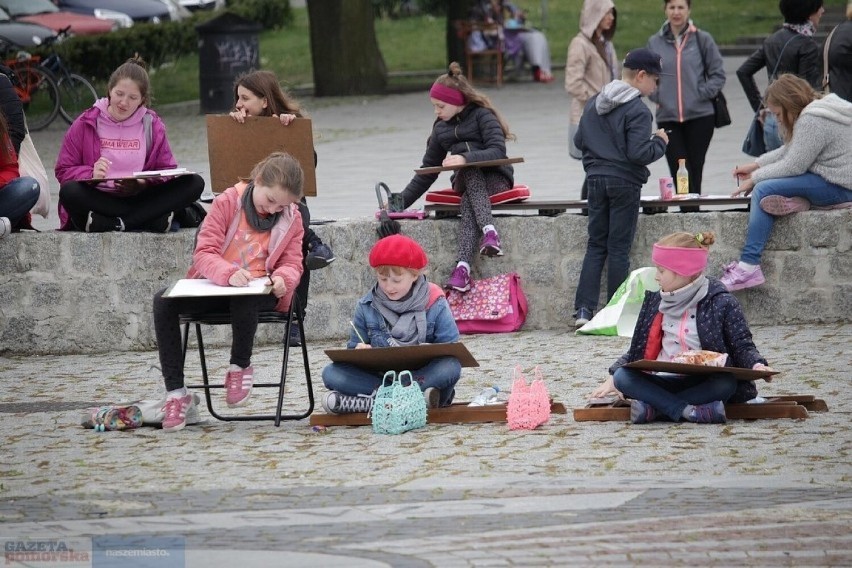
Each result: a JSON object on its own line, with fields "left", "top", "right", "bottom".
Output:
{"left": 369, "top": 235, "right": 428, "bottom": 269}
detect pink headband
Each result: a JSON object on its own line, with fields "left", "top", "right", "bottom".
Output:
{"left": 652, "top": 244, "right": 709, "bottom": 277}
{"left": 429, "top": 82, "right": 465, "bottom": 106}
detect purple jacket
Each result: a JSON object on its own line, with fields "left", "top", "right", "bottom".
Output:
{"left": 54, "top": 101, "right": 177, "bottom": 229}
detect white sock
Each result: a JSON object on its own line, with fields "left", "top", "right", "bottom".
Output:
{"left": 738, "top": 261, "right": 757, "bottom": 271}
{"left": 166, "top": 387, "right": 187, "bottom": 400}
{"left": 457, "top": 261, "right": 470, "bottom": 272}
{"left": 229, "top": 364, "right": 243, "bottom": 372}
{"left": 482, "top": 224, "right": 496, "bottom": 235}
{"left": 682, "top": 404, "right": 695, "bottom": 420}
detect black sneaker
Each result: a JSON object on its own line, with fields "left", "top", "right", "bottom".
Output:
{"left": 306, "top": 242, "right": 335, "bottom": 270}
{"left": 321, "top": 391, "right": 374, "bottom": 414}
{"left": 85, "top": 211, "right": 123, "bottom": 233}
{"left": 288, "top": 321, "right": 302, "bottom": 347}
{"left": 142, "top": 212, "right": 174, "bottom": 233}
{"left": 574, "top": 307, "right": 593, "bottom": 328}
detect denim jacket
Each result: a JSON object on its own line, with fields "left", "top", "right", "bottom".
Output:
{"left": 347, "top": 283, "right": 460, "bottom": 349}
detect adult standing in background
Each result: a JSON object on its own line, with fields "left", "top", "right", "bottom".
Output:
{"left": 647, "top": 0, "right": 725, "bottom": 207}
{"left": 736, "top": 0, "right": 824, "bottom": 151}
{"left": 824, "top": 1, "right": 852, "bottom": 102}
{"left": 565, "top": 0, "right": 619, "bottom": 202}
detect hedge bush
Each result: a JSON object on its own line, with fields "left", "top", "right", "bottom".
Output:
{"left": 40, "top": 0, "right": 292, "bottom": 81}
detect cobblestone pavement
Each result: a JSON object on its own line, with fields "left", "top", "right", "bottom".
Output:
{"left": 1, "top": 324, "right": 850, "bottom": 566}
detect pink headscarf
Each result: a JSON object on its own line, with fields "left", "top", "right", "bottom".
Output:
{"left": 652, "top": 244, "right": 709, "bottom": 277}
{"left": 429, "top": 82, "right": 465, "bottom": 106}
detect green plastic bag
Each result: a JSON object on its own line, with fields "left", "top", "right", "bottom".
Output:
{"left": 576, "top": 267, "right": 660, "bottom": 337}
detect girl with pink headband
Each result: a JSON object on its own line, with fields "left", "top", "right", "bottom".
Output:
{"left": 393, "top": 62, "right": 515, "bottom": 293}
{"left": 591, "top": 230, "right": 774, "bottom": 424}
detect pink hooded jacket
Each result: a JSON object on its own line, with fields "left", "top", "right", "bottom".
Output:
{"left": 187, "top": 182, "right": 304, "bottom": 312}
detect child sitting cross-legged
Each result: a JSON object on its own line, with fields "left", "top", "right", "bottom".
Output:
{"left": 590, "top": 230, "right": 774, "bottom": 424}
{"left": 321, "top": 234, "right": 462, "bottom": 414}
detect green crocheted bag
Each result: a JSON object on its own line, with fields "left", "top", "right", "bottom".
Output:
{"left": 371, "top": 370, "right": 427, "bottom": 435}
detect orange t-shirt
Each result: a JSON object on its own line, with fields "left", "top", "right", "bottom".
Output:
{"left": 221, "top": 212, "right": 272, "bottom": 278}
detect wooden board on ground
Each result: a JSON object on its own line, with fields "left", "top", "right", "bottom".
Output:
{"left": 572, "top": 394, "right": 827, "bottom": 422}
{"left": 415, "top": 157, "right": 524, "bottom": 175}
{"left": 324, "top": 342, "right": 479, "bottom": 372}
{"left": 424, "top": 196, "right": 751, "bottom": 217}
{"left": 206, "top": 115, "right": 317, "bottom": 196}
{"left": 310, "top": 400, "right": 567, "bottom": 427}
{"left": 624, "top": 359, "right": 779, "bottom": 381}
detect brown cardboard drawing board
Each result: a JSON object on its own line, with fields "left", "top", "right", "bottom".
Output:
{"left": 324, "top": 343, "right": 479, "bottom": 372}
{"left": 206, "top": 115, "right": 316, "bottom": 196}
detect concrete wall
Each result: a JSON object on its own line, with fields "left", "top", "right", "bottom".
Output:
{"left": 1, "top": 209, "right": 849, "bottom": 355}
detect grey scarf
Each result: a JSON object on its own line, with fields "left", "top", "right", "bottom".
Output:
{"left": 241, "top": 182, "right": 280, "bottom": 232}
{"left": 658, "top": 276, "right": 709, "bottom": 317}
{"left": 371, "top": 275, "right": 430, "bottom": 346}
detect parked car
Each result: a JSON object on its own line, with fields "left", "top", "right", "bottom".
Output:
{"left": 179, "top": 0, "right": 224, "bottom": 12}
{"left": 0, "top": 7, "right": 57, "bottom": 48}
{"left": 0, "top": 0, "right": 115, "bottom": 35}
{"left": 57, "top": 0, "right": 173, "bottom": 27}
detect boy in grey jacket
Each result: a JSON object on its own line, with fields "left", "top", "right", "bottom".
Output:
{"left": 572, "top": 48, "right": 669, "bottom": 328}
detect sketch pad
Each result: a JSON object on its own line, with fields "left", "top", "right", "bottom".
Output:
{"left": 324, "top": 342, "right": 479, "bottom": 372}
{"left": 164, "top": 278, "right": 272, "bottom": 298}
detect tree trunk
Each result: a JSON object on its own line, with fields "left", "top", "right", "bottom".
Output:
{"left": 446, "top": 0, "right": 476, "bottom": 68}
{"left": 307, "top": 0, "right": 387, "bottom": 96}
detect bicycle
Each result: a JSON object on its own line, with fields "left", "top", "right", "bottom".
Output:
{"left": 38, "top": 27, "right": 98, "bottom": 125}
{"left": 2, "top": 52, "right": 60, "bottom": 131}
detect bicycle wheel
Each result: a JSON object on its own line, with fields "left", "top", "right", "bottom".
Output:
{"left": 17, "top": 66, "right": 60, "bottom": 131}
{"left": 58, "top": 73, "right": 98, "bottom": 124}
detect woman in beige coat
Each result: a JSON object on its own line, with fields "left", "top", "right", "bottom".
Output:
{"left": 565, "top": 0, "right": 619, "bottom": 179}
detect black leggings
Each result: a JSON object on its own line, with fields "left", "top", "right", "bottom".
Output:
{"left": 657, "top": 115, "right": 715, "bottom": 196}
{"left": 153, "top": 287, "right": 279, "bottom": 392}
{"left": 59, "top": 174, "right": 205, "bottom": 231}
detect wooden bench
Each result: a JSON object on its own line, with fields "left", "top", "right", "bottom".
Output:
{"left": 572, "top": 394, "right": 827, "bottom": 422}
{"left": 310, "top": 400, "right": 567, "bottom": 427}
{"left": 425, "top": 196, "right": 752, "bottom": 218}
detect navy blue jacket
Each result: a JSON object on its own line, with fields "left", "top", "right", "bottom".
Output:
{"left": 610, "top": 278, "right": 766, "bottom": 402}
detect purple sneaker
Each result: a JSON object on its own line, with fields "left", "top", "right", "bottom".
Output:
{"left": 686, "top": 400, "right": 727, "bottom": 424}
{"left": 446, "top": 265, "right": 471, "bottom": 292}
{"left": 479, "top": 230, "right": 503, "bottom": 257}
{"left": 720, "top": 263, "right": 765, "bottom": 291}
{"left": 630, "top": 400, "right": 657, "bottom": 424}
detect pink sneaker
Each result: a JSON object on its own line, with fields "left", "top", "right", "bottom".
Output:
{"left": 760, "top": 195, "right": 811, "bottom": 216}
{"left": 479, "top": 230, "right": 503, "bottom": 257}
{"left": 446, "top": 265, "right": 471, "bottom": 292}
{"left": 161, "top": 395, "right": 194, "bottom": 432}
{"left": 720, "top": 263, "right": 765, "bottom": 291}
{"left": 225, "top": 365, "right": 254, "bottom": 408}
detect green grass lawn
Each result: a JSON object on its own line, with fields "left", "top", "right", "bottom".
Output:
{"left": 147, "top": 0, "right": 846, "bottom": 106}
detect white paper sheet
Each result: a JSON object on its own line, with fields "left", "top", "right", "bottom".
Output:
{"left": 164, "top": 278, "right": 271, "bottom": 298}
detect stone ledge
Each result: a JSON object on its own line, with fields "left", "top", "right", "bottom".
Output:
{"left": 1, "top": 210, "right": 849, "bottom": 355}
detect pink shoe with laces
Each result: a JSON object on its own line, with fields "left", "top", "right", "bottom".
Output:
{"left": 225, "top": 365, "right": 254, "bottom": 408}
{"left": 760, "top": 195, "right": 811, "bottom": 216}
{"left": 446, "top": 265, "right": 471, "bottom": 292}
{"left": 161, "top": 394, "right": 195, "bottom": 432}
{"left": 720, "top": 263, "right": 765, "bottom": 291}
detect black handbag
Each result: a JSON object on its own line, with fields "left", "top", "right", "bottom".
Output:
{"left": 712, "top": 91, "right": 732, "bottom": 128}
{"left": 742, "top": 112, "right": 766, "bottom": 157}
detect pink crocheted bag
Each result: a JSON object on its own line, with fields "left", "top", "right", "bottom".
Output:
{"left": 506, "top": 366, "right": 551, "bottom": 430}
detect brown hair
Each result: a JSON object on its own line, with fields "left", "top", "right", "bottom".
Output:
{"left": 233, "top": 70, "right": 305, "bottom": 117}
{"left": 250, "top": 151, "right": 304, "bottom": 199}
{"left": 764, "top": 74, "right": 818, "bottom": 143}
{"left": 434, "top": 62, "right": 515, "bottom": 140}
{"left": 107, "top": 55, "right": 151, "bottom": 107}
{"left": 657, "top": 231, "right": 716, "bottom": 248}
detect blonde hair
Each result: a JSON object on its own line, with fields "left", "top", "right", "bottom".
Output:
{"left": 764, "top": 74, "right": 819, "bottom": 144}
{"left": 108, "top": 55, "right": 151, "bottom": 107}
{"left": 374, "top": 265, "right": 423, "bottom": 278}
{"left": 434, "top": 62, "right": 515, "bottom": 141}
{"left": 250, "top": 152, "right": 304, "bottom": 199}
{"left": 657, "top": 231, "right": 716, "bottom": 248}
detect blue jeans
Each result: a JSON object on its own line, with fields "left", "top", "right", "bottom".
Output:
{"left": 742, "top": 172, "right": 852, "bottom": 264}
{"left": 322, "top": 355, "right": 461, "bottom": 407}
{"left": 613, "top": 367, "right": 738, "bottom": 421}
{"left": 0, "top": 177, "right": 39, "bottom": 225}
{"left": 763, "top": 113, "right": 782, "bottom": 152}
{"left": 574, "top": 176, "right": 641, "bottom": 311}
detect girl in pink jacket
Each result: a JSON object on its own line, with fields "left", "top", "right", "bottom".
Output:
{"left": 153, "top": 152, "right": 305, "bottom": 432}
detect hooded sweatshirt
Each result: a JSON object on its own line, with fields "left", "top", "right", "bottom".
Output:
{"left": 92, "top": 98, "right": 147, "bottom": 178}
{"left": 753, "top": 94, "right": 852, "bottom": 190}
{"left": 573, "top": 80, "right": 667, "bottom": 186}
{"left": 565, "top": 0, "right": 619, "bottom": 125}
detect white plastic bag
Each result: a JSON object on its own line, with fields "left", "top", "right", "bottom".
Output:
{"left": 18, "top": 133, "right": 50, "bottom": 218}
{"left": 576, "top": 267, "right": 660, "bottom": 337}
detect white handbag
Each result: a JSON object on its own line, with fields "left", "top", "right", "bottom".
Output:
{"left": 18, "top": 133, "right": 50, "bottom": 218}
